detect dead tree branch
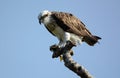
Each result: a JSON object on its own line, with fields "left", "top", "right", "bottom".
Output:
{"left": 50, "top": 41, "right": 93, "bottom": 78}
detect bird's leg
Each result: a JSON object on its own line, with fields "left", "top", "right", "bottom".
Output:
{"left": 63, "top": 32, "right": 75, "bottom": 47}
{"left": 56, "top": 41, "right": 65, "bottom": 61}
{"left": 58, "top": 41, "right": 66, "bottom": 48}
{"left": 50, "top": 32, "right": 76, "bottom": 60}
{"left": 57, "top": 32, "right": 72, "bottom": 61}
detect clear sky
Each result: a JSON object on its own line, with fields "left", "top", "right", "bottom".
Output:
{"left": 0, "top": 0, "right": 120, "bottom": 78}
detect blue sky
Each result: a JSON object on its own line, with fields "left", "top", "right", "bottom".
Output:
{"left": 0, "top": 0, "right": 120, "bottom": 78}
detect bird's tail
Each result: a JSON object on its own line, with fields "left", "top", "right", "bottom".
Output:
{"left": 83, "top": 35, "right": 101, "bottom": 46}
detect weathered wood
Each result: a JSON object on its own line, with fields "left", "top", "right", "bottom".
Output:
{"left": 50, "top": 41, "right": 93, "bottom": 78}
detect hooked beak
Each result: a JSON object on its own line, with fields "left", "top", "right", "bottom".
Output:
{"left": 39, "top": 19, "right": 41, "bottom": 24}
{"left": 39, "top": 14, "right": 48, "bottom": 25}
{"left": 38, "top": 15, "right": 42, "bottom": 24}
{"left": 39, "top": 16, "right": 42, "bottom": 24}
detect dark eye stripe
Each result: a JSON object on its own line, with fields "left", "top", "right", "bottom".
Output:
{"left": 41, "top": 14, "right": 48, "bottom": 20}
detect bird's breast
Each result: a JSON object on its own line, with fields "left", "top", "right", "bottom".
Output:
{"left": 46, "top": 23, "right": 65, "bottom": 41}
{"left": 43, "top": 16, "right": 65, "bottom": 40}
{"left": 46, "top": 24, "right": 56, "bottom": 31}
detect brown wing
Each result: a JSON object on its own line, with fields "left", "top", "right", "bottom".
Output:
{"left": 51, "top": 11, "right": 101, "bottom": 46}
{"left": 51, "top": 11, "right": 92, "bottom": 37}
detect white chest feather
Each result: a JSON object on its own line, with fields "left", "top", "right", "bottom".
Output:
{"left": 43, "top": 16, "right": 65, "bottom": 41}
{"left": 47, "top": 24, "right": 65, "bottom": 41}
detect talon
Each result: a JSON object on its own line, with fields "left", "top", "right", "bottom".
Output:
{"left": 66, "top": 41, "right": 76, "bottom": 47}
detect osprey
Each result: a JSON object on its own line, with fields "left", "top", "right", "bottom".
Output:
{"left": 38, "top": 10, "right": 101, "bottom": 47}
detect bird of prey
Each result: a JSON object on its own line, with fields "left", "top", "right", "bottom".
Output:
{"left": 38, "top": 10, "right": 101, "bottom": 48}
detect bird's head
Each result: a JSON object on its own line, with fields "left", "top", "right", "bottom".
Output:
{"left": 38, "top": 10, "right": 51, "bottom": 24}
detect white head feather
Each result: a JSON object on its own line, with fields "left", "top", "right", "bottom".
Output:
{"left": 38, "top": 10, "right": 51, "bottom": 20}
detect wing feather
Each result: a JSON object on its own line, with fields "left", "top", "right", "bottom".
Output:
{"left": 51, "top": 11, "right": 92, "bottom": 37}
{"left": 51, "top": 11, "right": 101, "bottom": 46}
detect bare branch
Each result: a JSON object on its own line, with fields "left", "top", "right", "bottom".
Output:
{"left": 50, "top": 41, "right": 93, "bottom": 78}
